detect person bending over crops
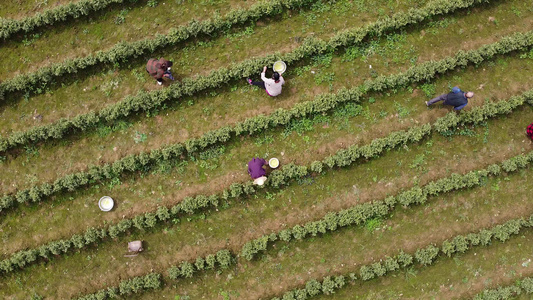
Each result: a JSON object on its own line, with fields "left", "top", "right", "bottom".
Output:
{"left": 247, "top": 66, "right": 285, "bottom": 97}
{"left": 146, "top": 58, "right": 174, "bottom": 85}
{"left": 425, "top": 86, "right": 474, "bottom": 111}
{"left": 248, "top": 157, "right": 267, "bottom": 185}
{"left": 527, "top": 123, "right": 533, "bottom": 140}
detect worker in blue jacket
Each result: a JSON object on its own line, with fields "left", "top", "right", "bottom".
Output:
{"left": 426, "top": 86, "right": 474, "bottom": 111}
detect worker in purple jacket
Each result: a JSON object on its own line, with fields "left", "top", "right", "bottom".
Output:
{"left": 425, "top": 86, "right": 474, "bottom": 111}
{"left": 248, "top": 157, "right": 267, "bottom": 185}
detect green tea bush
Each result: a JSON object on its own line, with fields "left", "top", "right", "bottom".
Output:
{"left": 75, "top": 273, "right": 161, "bottom": 300}
{"left": 521, "top": 277, "right": 533, "bottom": 293}
{"left": 0, "top": 0, "right": 126, "bottom": 40}
{"left": 474, "top": 285, "right": 522, "bottom": 300}
{"left": 415, "top": 245, "right": 439, "bottom": 266}
{"left": 167, "top": 249, "right": 234, "bottom": 280}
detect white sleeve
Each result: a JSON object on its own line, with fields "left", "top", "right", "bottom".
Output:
{"left": 280, "top": 76, "right": 285, "bottom": 85}
{"left": 261, "top": 72, "right": 267, "bottom": 82}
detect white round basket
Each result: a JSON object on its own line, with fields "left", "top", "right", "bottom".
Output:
{"left": 98, "top": 196, "right": 114, "bottom": 212}
{"left": 273, "top": 61, "right": 286, "bottom": 74}
{"left": 269, "top": 158, "right": 280, "bottom": 169}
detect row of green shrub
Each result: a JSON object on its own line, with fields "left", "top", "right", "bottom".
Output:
{"left": 75, "top": 249, "right": 234, "bottom": 299}
{"left": 3, "top": 24, "right": 531, "bottom": 215}
{"left": 0, "top": 0, "right": 125, "bottom": 40}
{"left": 240, "top": 151, "right": 533, "bottom": 261}
{"left": 0, "top": 0, "right": 496, "bottom": 152}
{"left": 1, "top": 89, "right": 530, "bottom": 276}
{"left": 271, "top": 215, "right": 533, "bottom": 300}
{"left": 0, "top": 0, "right": 330, "bottom": 101}
{"left": 167, "top": 249, "right": 233, "bottom": 279}
{"left": 474, "top": 277, "right": 533, "bottom": 300}
{"left": 74, "top": 273, "right": 161, "bottom": 300}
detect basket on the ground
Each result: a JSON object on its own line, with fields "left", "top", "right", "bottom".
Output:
{"left": 98, "top": 196, "right": 114, "bottom": 211}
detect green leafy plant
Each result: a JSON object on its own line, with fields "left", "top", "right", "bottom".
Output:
{"left": 133, "top": 131, "right": 147, "bottom": 143}
{"left": 0, "top": 0, "right": 127, "bottom": 40}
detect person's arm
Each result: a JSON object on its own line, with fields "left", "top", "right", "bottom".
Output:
{"left": 280, "top": 76, "right": 285, "bottom": 85}
{"left": 261, "top": 70, "right": 268, "bottom": 82}
{"left": 260, "top": 158, "right": 267, "bottom": 166}
{"left": 452, "top": 86, "right": 462, "bottom": 94}
{"left": 454, "top": 103, "right": 467, "bottom": 110}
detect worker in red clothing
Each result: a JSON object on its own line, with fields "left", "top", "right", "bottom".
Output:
{"left": 146, "top": 58, "right": 174, "bottom": 85}
{"left": 527, "top": 123, "right": 533, "bottom": 140}
{"left": 248, "top": 157, "right": 267, "bottom": 185}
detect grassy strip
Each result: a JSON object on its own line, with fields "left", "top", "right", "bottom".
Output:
{"left": 0, "top": 0, "right": 125, "bottom": 40}
{"left": 0, "top": 31, "right": 533, "bottom": 218}
{"left": 1, "top": 28, "right": 531, "bottom": 215}
{"left": 73, "top": 273, "right": 161, "bottom": 300}
{"left": 0, "top": 0, "right": 496, "bottom": 152}
{"left": 75, "top": 151, "right": 533, "bottom": 299}
{"left": 270, "top": 215, "right": 533, "bottom": 300}
{"left": 1, "top": 88, "right": 531, "bottom": 276}
{"left": 473, "top": 278, "right": 533, "bottom": 300}
{"left": 0, "top": 0, "right": 326, "bottom": 101}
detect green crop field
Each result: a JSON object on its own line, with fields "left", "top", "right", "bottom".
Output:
{"left": 1, "top": 0, "right": 533, "bottom": 299}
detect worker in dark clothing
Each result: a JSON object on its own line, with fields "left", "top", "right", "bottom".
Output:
{"left": 527, "top": 123, "right": 533, "bottom": 140}
{"left": 425, "top": 86, "right": 474, "bottom": 111}
{"left": 146, "top": 58, "right": 174, "bottom": 85}
{"left": 248, "top": 157, "right": 267, "bottom": 185}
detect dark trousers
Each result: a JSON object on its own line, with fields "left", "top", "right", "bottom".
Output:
{"left": 427, "top": 93, "right": 448, "bottom": 105}
{"left": 251, "top": 81, "right": 266, "bottom": 90}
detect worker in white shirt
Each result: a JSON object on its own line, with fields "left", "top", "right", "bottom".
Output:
{"left": 247, "top": 66, "right": 285, "bottom": 97}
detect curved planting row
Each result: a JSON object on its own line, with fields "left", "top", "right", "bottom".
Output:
{"left": 1, "top": 88, "right": 531, "bottom": 276}
{"left": 73, "top": 151, "right": 533, "bottom": 299}
{"left": 474, "top": 277, "right": 533, "bottom": 300}
{"left": 0, "top": 0, "right": 330, "bottom": 101}
{"left": 1, "top": 29, "right": 532, "bottom": 215}
{"left": 0, "top": 0, "right": 126, "bottom": 40}
{"left": 270, "top": 216, "right": 533, "bottom": 300}
{"left": 0, "top": 0, "right": 498, "bottom": 152}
